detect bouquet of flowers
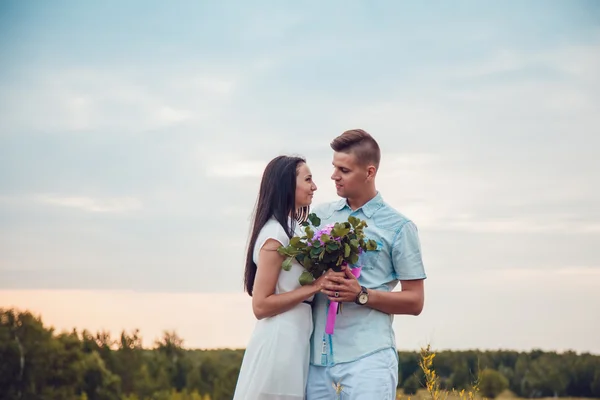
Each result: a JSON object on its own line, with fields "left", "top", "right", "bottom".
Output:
{"left": 277, "top": 213, "right": 378, "bottom": 285}
{"left": 277, "top": 213, "right": 377, "bottom": 334}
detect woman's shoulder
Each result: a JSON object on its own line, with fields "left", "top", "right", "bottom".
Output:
{"left": 258, "top": 217, "right": 291, "bottom": 246}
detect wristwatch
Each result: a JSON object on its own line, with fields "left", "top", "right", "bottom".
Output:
{"left": 355, "top": 286, "right": 369, "bottom": 305}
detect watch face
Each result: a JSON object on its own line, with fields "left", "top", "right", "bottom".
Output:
{"left": 358, "top": 293, "right": 368, "bottom": 304}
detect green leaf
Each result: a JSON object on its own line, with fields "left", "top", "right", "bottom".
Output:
{"left": 298, "top": 271, "right": 315, "bottom": 286}
{"left": 282, "top": 257, "right": 293, "bottom": 271}
{"left": 290, "top": 236, "right": 302, "bottom": 247}
{"left": 326, "top": 242, "right": 339, "bottom": 252}
{"left": 308, "top": 213, "right": 321, "bottom": 227}
{"left": 320, "top": 234, "right": 330, "bottom": 243}
{"left": 348, "top": 215, "right": 359, "bottom": 228}
{"left": 281, "top": 247, "right": 302, "bottom": 257}
{"left": 344, "top": 243, "right": 351, "bottom": 258}
{"left": 305, "top": 227, "right": 314, "bottom": 240}
{"left": 278, "top": 246, "right": 296, "bottom": 257}
{"left": 349, "top": 253, "right": 359, "bottom": 265}
{"left": 350, "top": 239, "right": 359, "bottom": 249}
{"left": 303, "top": 258, "right": 313, "bottom": 269}
{"left": 366, "top": 239, "right": 378, "bottom": 251}
{"left": 333, "top": 227, "right": 350, "bottom": 237}
{"left": 310, "top": 247, "right": 321, "bottom": 258}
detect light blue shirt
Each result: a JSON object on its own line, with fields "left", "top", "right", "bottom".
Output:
{"left": 309, "top": 192, "right": 427, "bottom": 366}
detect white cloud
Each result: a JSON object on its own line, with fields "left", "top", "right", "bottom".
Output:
{"left": 484, "top": 266, "right": 600, "bottom": 282}
{"left": 556, "top": 266, "right": 600, "bottom": 276}
{"left": 220, "top": 206, "right": 253, "bottom": 217}
{"left": 446, "top": 42, "right": 600, "bottom": 81}
{"left": 156, "top": 106, "right": 192, "bottom": 124}
{"left": 204, "top": 157, "right": 267, "bottom": 178}
{"left": 36, "top": 194, "right": 142, "bottom": 213}
{"left": 373, "top": 152, "right": 598, "bottom": 234}
{"left": 0, "top": 68, "right": 238, "bottom": 134}
{"left": 430, "top": 216, "right": 600, "bottom": 234}
{"left": 188, "top": 76, "right": 236, "bottom": 96}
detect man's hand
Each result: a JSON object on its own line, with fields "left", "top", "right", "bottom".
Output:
{"left": 321, "top": 266, "right": 362, "bottom": 303}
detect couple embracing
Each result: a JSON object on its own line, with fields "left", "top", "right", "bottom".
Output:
{"left": 233, "top": 129, "right": 427, "bottom": 399}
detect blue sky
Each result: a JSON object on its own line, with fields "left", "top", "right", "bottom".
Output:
{"left": 1, "top": 1, "right": 599, "bottom": 351}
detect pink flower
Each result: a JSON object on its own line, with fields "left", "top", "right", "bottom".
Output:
{"left": 312, "top": 224, "right": 336, "bottom": 245}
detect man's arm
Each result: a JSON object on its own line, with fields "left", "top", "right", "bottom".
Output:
{"left": 321, "top": 268, "right": 424, "bottom": 315}
{"left": 364, "top": 279, "right": 424, "bottom": 315}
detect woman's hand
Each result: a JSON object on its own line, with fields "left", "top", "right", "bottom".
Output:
{"left": 310, "top": 272, "right": 328, "bottom": 294}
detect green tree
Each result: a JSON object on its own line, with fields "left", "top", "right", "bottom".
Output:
{"left": 79, "top": 351, "right": 121, "bottom": 400}
{"left": 566, "top": 352, "right": 597, "bottom": 397}
{"left": 479, "top": 368, "right": 509, "bottom": 398}
{"left": 450, "top": 363, "right": 472, "bottom": 390}
{"left": 212, "top": 366, "right": 240, "bottom": 400}
{"left": 512, "top": 353, "right": 530, "bottom": 397}
{"left": 591, "top": 369, "right": 600, "bottom": 397}
{"left": 0, "top": 308, "right": 76, "bottom": 400}
{"left": 403, "top": 374, "right": 421, "bottom": 395}
{"left": 195, "top": 355, "right": 219, "bottom": 396}
{"left": 115, "top": 329, "right": 144, "bottom": 394}
{"left": 522, "top": 354, "right": 569, "bottom": 397}
{"left": 398, "top": 351, "right": 421, "bottom": 388}
{"left": 156, "top": 331, "right": 189, "bottom": 391}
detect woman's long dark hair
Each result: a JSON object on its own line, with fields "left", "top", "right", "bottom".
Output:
{"left": 244, "top": 155, "right": 308, "bottom": 296}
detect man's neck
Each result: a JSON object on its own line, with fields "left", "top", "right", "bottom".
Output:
{"left": 346, "top": 188, "right": 378, "bottom": 211}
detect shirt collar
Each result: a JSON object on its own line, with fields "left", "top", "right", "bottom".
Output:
{"left": 334, "top": 191, "right": 384, "bottom": 218}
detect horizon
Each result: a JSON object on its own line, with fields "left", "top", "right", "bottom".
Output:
{"left": 2, "top": 286, "right": 598, "bottom": 355}
{"left": 5, "top": 299, "right": 598, "bottom": 356}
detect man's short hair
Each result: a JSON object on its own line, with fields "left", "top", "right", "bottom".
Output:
{"left": 330, "top": 129, "right": 380, "bottom": 169}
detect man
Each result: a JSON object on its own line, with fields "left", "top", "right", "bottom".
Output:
{"left": 307, "top": 129, "right": 427, "bottom": 399}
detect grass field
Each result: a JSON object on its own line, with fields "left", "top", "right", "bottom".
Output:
{"left": 396, "top": 389, "right": 600, "bottom": 400}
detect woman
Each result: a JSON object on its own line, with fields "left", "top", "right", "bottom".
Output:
{"left": 233, "top": 155, "right": 325, "bottom": 400}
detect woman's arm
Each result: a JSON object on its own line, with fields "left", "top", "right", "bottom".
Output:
{"left": 252, "top": 238, "right": 323, "bottom": 320}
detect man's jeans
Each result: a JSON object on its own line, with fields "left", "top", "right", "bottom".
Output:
{"left": 306, "top": 348, "right": 398, "bottom": 400}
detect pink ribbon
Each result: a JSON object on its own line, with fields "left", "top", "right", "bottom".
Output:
{"left": 325, "top": 266, "right": 362, "bottom": 335}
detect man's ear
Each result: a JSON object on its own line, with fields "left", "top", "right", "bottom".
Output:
{"left": 366, "top": 165, "right": 377, "bottom": 180}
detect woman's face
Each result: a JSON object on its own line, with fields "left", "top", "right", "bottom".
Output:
{"left": 295, "top": 162, "right": 317, "bottom": 208}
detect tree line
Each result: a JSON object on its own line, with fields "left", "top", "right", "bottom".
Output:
{"left": 1, "top": 308, "right": 599, "bottom": 400}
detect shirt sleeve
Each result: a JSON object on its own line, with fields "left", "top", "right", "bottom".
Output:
{"left": 257, "top": 221, "right": 290, "bottom": 252}
{"left": 392, "top": 220, "right": 427, "bottom": 280}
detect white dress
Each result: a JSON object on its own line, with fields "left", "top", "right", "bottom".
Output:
{"left": 233, "top": 217, "right": 313, "bottom": 400}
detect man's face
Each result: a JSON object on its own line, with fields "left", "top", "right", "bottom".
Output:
{"left": 330, "top": 151, "right": 371, "bottom": 199}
